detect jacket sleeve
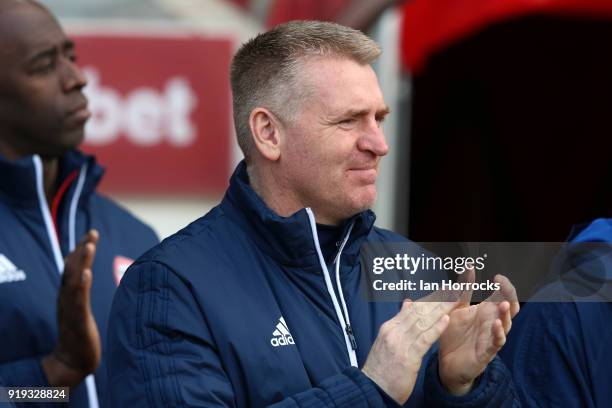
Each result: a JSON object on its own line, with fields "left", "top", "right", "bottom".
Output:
{"left": 423, "top": 352, "right": 520, "bottom": 407}
{"left": 268, "top": 367, "right": 399, "bottom": 407}
{"left": 0, "top": 377, "right": 16, "bottom": 408}
{"left": 500, "top": 302, "right": 608, "bottom": 407}
{"left": 0, "top": 360, "right": 52, "bottom": 408}
{"left": 106, "top": 261, "right": 396, "bottom": 408}
{"left": 0, "top": 357, "right": 48, "bottom": 387}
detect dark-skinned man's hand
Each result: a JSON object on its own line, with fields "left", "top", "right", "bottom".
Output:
{"left": 42, "top": 230, "right": 101, "bottom": 387}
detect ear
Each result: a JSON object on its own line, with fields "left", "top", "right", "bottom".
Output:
{"left": 249, "top": 107, "right": 282, "bottom": 161}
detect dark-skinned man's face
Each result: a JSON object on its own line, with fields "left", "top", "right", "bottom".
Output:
{"left": 0, "top": 0, "right": 89, "bottom": 160}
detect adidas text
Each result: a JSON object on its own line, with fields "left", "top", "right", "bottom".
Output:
{"left": 270, "top": 316, "right": 295, "bottom": 347}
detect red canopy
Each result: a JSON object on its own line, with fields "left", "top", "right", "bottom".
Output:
{"left": 400, "top": 0, "right": 612, "bottom": 73}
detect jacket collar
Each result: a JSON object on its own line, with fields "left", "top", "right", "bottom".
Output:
{"left": 0, "top": 149, "right": 104, "bottom": 207}
{"left": 221, "top": 161, "right": 376, "bottom": 269}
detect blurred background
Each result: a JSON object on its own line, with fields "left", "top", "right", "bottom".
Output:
{"left": 42, "top": 0, "right": 612, "bottom": 241}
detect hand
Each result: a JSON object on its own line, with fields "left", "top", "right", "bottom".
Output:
{"left": 42, "top": 230, "right": 101, "bottom": 387}
{"left": 438, "top": 270, "right": 520, "bottom": 395}
{"left": 362, "top": 296, "right": 458, "bottom": 404}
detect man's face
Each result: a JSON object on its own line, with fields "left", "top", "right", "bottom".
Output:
{"left": 0, "top": 1, "right": 89, "bottom": 160}
{"left": 278, "top": 57, "right": 389, "bottom": 225}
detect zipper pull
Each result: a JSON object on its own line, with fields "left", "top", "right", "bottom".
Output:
{"left": 345, "top": 324, "right": 357, "bottom": 350}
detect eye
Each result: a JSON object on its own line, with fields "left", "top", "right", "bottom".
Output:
{"left": 32, "top": 58, "right": 56, "bottom": 74}
{"left": 338, "top": 118, "right": 356, "bottom": 127}
{"left": 66, "top": 51, "right": 78, "bottom": 63}
{"left": 375, "top": 116, "right": 386, "bottom": 126}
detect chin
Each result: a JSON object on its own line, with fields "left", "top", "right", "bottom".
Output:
{"left": 347, "top": 191, "right": 377, "bottom": 215}
{"left": 41, "top": 136, "right": 83, "bottom": 159}
{"left": 61, "top": 129, "right": 85, "bottom": 150}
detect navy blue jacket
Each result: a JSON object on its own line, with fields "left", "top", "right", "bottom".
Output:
{"left": 107, "top": 162, "right": 518, "bottom": 407}
{"left": 500, "top": 218, "right": 612, "bottom": 407}
{"left": 0, "top": 151, "right": 158, "bottom": 407}
{"left": 0, "top": 377, "right": 15, "bottom": 407}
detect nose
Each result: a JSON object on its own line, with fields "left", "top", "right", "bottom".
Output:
{"left": 61, "top": 57, "right": 87, "bottom": 92}
{"left": 357, "top": 118, "right": 389, "bottom": 157}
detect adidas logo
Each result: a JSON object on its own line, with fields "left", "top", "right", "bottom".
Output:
{"left": 270, "top": 316, "right": 295, "bottom": 347}
{"left": 0, "top": 254, "right": 26, "bottom": 284}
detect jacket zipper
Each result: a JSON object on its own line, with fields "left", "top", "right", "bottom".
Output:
{"left": 305, "top": 208, "right": 358, "bottom": 367}
{"left": 332, "top": 223, "right": 357, "bottom": 353}
{"left": 33, "top": 156, "right": 64, "bottom": 273}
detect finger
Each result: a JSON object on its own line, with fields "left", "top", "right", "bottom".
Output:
{"left": 412, "top": 287, "right": 461, "bottom": 313}
{"left": 81, "top": 242, "right": 97, "bottom": 272}
{"left": 72, "top": 230, "right": 99, "bottom": 264}
{"left": 410, "top": 297, "right": 457, "bottom": 321}
{"left": 456, "top": 267, "right": 475, "bottom": 306}
{"left": 402, "top": 298, "right": 412, "bottom": 310}
{"left": 65, "top": 267, "right": 93, "bottom": 312}
{"left": 79, "top": 229, "right": 99, "bottom": 247}
{"left": 481, "top": 319, "right": 506, "bottom": 362}
{"left": 498, "top": 301, "right": 512, "bottom": 334}
{"left": 492, "top": 275, "right": 520, "bottom": 317}
{"left": 63, "top": 254, "right": 82, "bottom": 289}
{"left": 497, "top": 275, "right": 520, "bottom": 317}
{"left": 402, "top": 300, "right": 456, "bottom": 338}
{"left": 393, "top": 298, "right": 413, "bottom": 320}
{"left": 409, "top": 314, "right": 450, "bottom": 363}
{"left": 417, "top": 283, "right": 462, "bottom": 303}
{"left": 492, "top": 319, "right": 506, "bottom": 348}
{"left": 80, "top": 268, "right": 93, "bottom": 304}
{"left": 63, "top": 237, "right": 97, "bottom": 289}
{"left": 486, "top": 275, "right": 513, "bottom": 301}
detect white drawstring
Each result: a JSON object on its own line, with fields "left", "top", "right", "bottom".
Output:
{"left": 69, "top": 163, "right": 88, "bottom": 252}
{"left": 33, "top": 156, "right": 99, "bottom": 408}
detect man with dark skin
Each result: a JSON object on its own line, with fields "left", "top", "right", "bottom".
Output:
{"left": 0, "top": 0, "right": 99, "bottom": 386}
{"left": 0, "top": 0, "right": 158, "bottom": 404}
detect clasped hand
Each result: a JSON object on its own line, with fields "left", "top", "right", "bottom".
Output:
{"left": 362, "top": 269, "right": 519, "bottom": 404}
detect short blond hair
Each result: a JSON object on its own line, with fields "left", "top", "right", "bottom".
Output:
{"left": 230, "top": 20, "right": 381, "bottom": 161}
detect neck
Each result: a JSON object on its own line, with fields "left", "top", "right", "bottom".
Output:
{"left": 41, "top": 157, "right": 59, "bottom": 204}
{"left": 0, "top": 142, "right": 60, "bottom": 204}
{"left": 248, "top": 163, "right": 342, "bottom": 225}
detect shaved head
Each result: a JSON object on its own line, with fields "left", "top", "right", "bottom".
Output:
{"left": 0, "top": 0, "right": 89, "bottom": 160}
{"left": 0, "top": 0, "right": 54, "bottom": 59}
{"left": 0, "top": 0, "right": 45, "bottom": 13}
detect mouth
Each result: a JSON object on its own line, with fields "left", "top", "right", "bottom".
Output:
{"left": 347, "top": 165, "right": 378, "bottom": 182}
{"left": 348, "top": 162, "right": 378, "bottom": 172}
{"left": 66, "top": 103, "right": 91, "bottom": 124}
{"left": 349, "top": 165, "right": 377, "bottom": 171}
